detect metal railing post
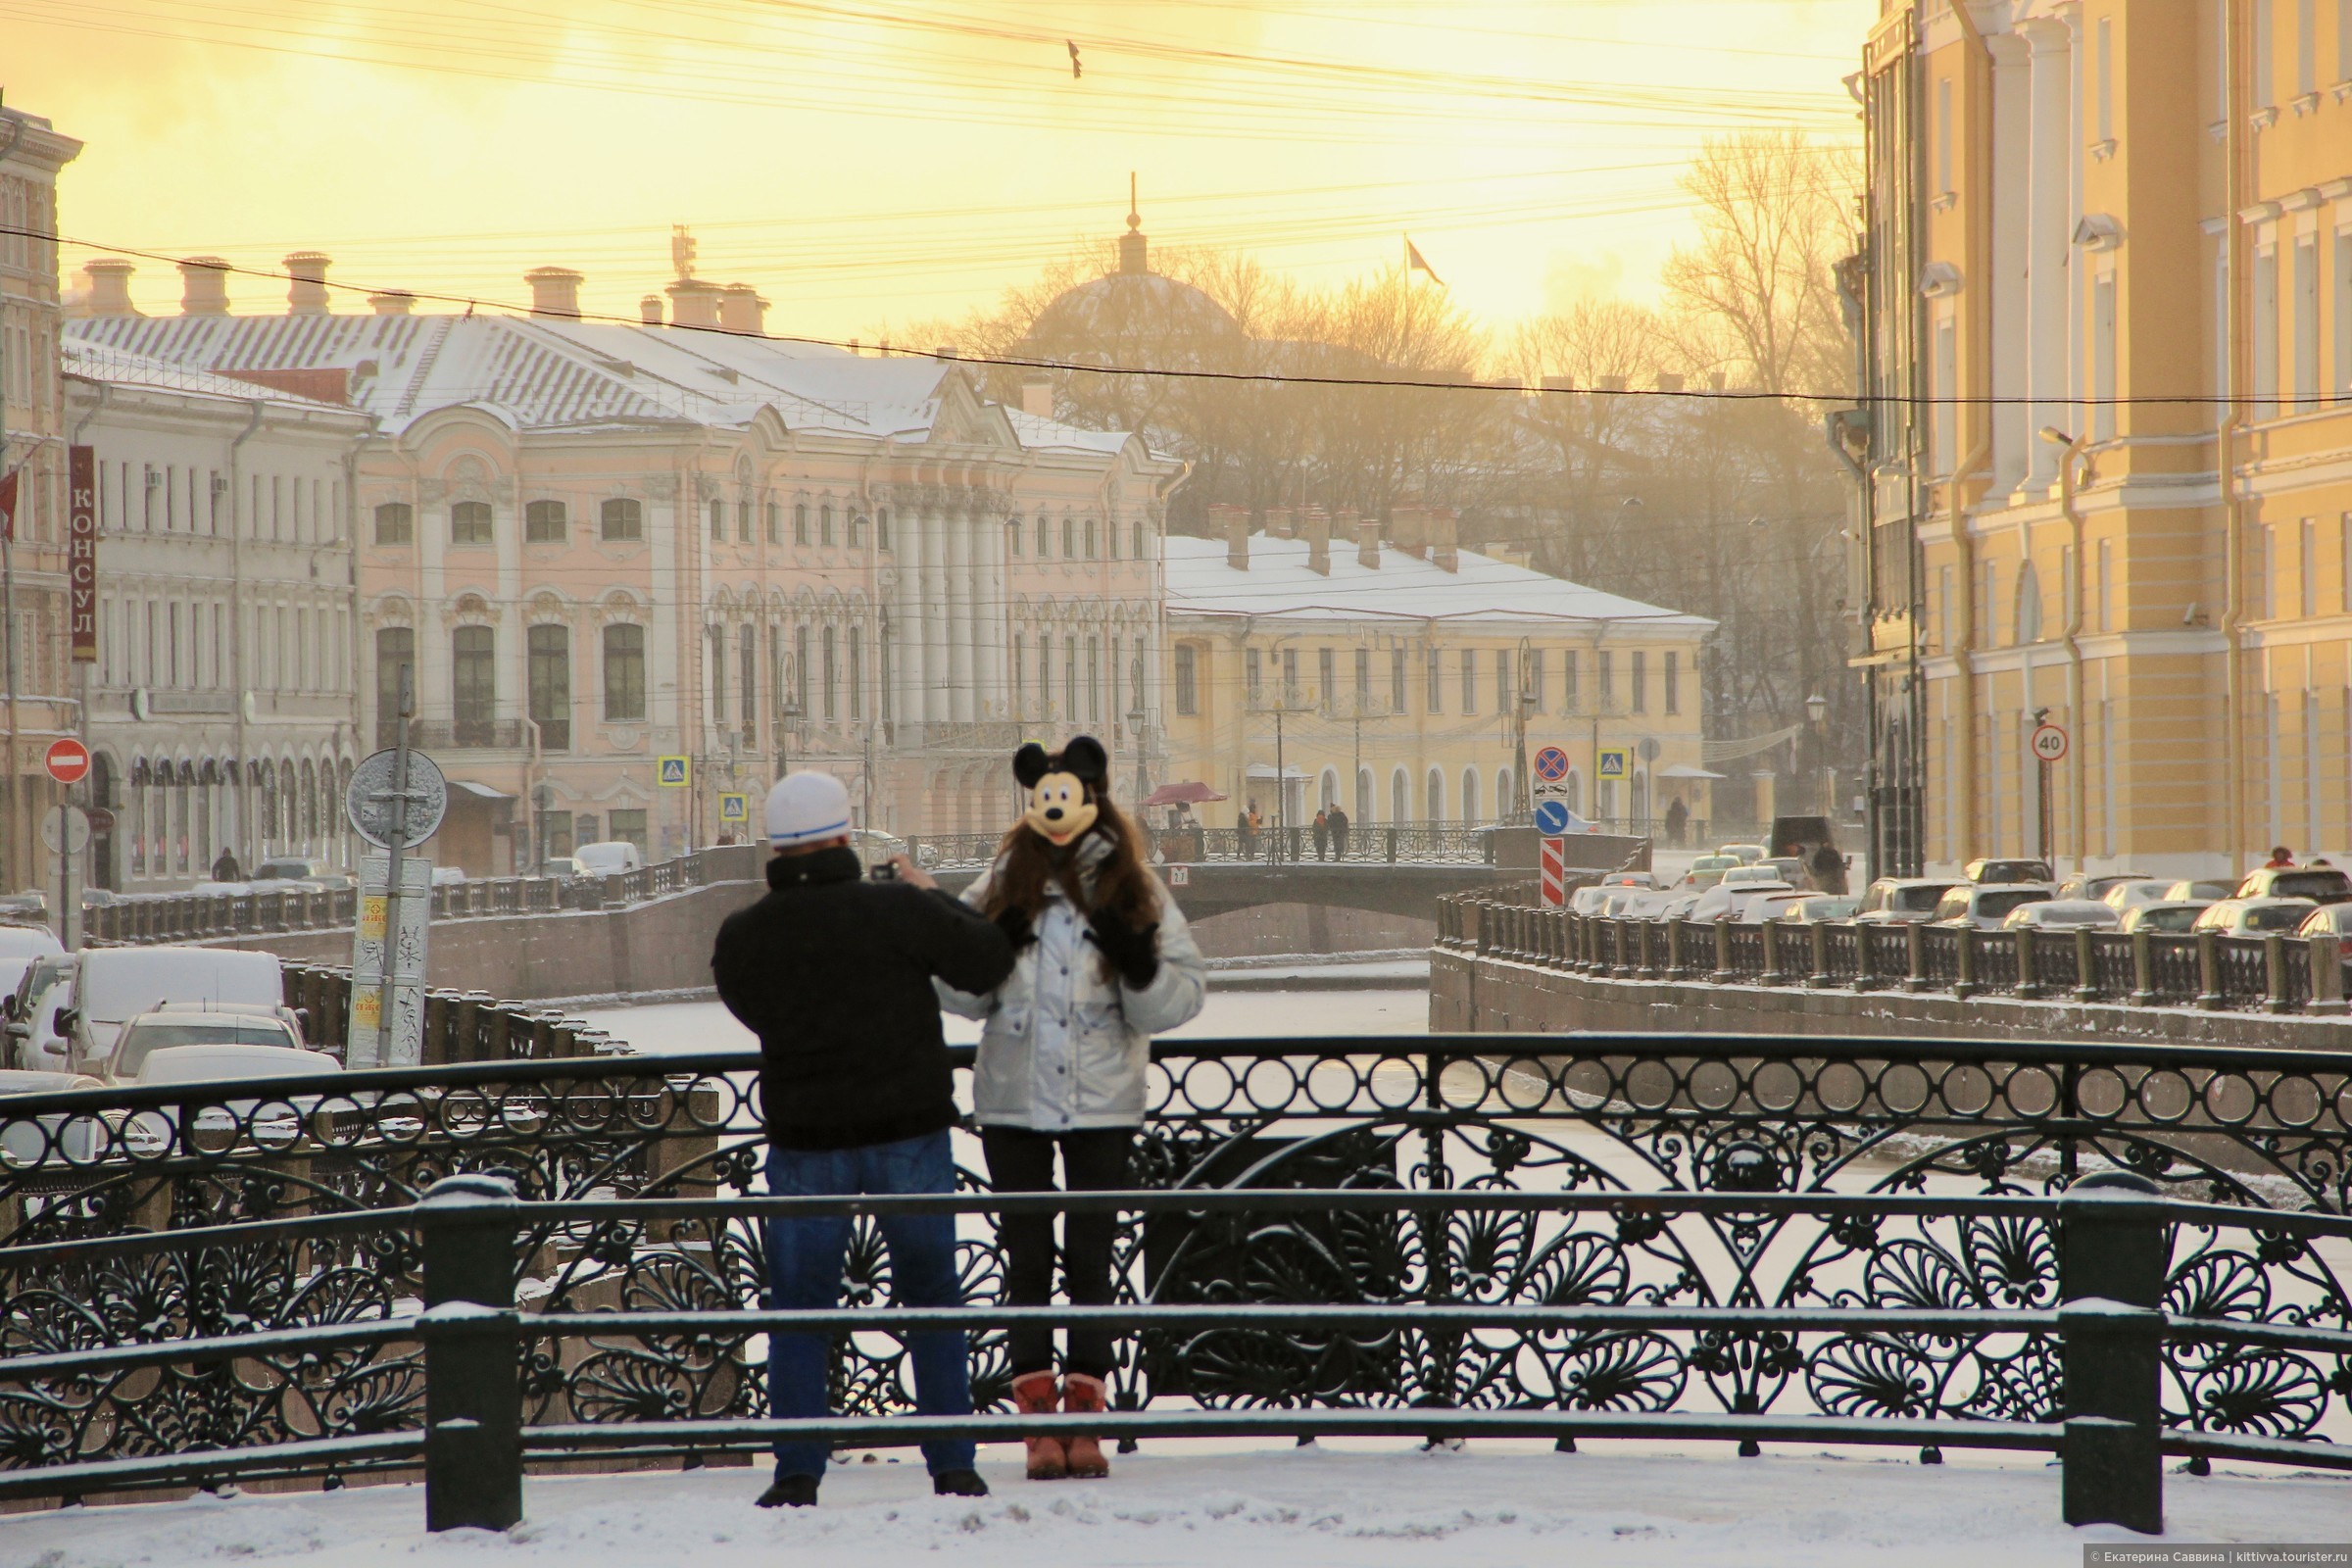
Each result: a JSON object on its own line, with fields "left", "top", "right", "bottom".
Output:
{"left": 1952, "top": 927, "right": 1978, "bottom": 1000}
{"left": 2262, "top": 933, "right": 2289, "bottom": 1014}
{"left": 1711, "top": 919, "right": 1733, "bottom": 983}
{"left": 2016, "top": 929, "right": 2040, "bottom": 1000}
{"left": 1805, "top": 922, "right": 1830, "bottom": 989}
{"left": 2075, "top": 928, "right": 2098, "bottom": 1004}
{"left": 2057, "top": 1171, "right": 2165, "bottom": 1535}
{"left": 1904, "top": 921, "right": 1928, "bottom": 993}
{"left": 2311, "top": 934, "right": 2346, "bottom": 1015}
{"left": 1758, "top": 919, "right": 1783, "bottom": 986}
{"left": 419, "top": 1173, "right": 522, "bottom": 1534}
{"left": 2195, "top": 930, "right": 2224, "bottom": 1009}
{"left": 2129, "top": 930, "right": 2156, "bottom": 1006}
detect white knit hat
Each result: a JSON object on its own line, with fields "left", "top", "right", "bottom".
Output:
{"left": 764, "top": 771, "right": 853, "bottom": 848}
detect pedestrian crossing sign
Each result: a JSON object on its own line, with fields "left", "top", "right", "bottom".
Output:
{"left": 718, "top": 792, "right": 749, "bottom": 822}
{"left": 1597, "top": 747, "right": 1630, "bottom": 781}
{"left": 657, "top": 756, "right": 690, "bottom": 787}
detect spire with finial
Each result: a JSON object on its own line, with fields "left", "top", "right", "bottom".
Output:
{"left": 1117, "top": 172, "right": 1149, "bottom": 274}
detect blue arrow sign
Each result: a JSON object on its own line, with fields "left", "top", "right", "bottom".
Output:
{"left": 1534, "top": 799, "right": 1572, "bottom": 836}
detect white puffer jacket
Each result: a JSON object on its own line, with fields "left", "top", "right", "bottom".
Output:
{"left": 935, "top": 836, "right": 1206, "bottom": 1131}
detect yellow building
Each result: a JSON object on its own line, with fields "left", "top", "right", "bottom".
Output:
{"left": 1161, "top": 505, "right": 1715, "bottom": 837}
{"left": 1852, "top": 0, "right": 2352, "bottom": 881}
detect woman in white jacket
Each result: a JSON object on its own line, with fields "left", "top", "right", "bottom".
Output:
{"left": 937, "top": 737, "right": 1206, "bottom": 1482}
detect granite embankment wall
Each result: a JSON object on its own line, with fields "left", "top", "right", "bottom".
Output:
{"left": 1431, "top": 947, "right": 2352, "bottom": 1051}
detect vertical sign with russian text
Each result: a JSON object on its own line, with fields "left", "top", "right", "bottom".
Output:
{"left": 68, "top": 446, "right": 97, "bottom": 664}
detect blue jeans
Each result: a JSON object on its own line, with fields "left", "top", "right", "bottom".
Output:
{"left": 765, "top": 1132, "right": 974, "bottom": 1479}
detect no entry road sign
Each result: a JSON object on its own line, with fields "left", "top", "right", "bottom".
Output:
{"left": 44, "top": 739, "right": 89, "bottom": 785}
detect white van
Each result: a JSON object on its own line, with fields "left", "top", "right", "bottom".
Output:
{"left": 62, "top": 947, "right": 287, "bottom": 1080}
{"left": 0, "top": 925, "right": 64, "bottom": 1024}
{"left": 574, "top": 841, "right": 644, "bottom": 875}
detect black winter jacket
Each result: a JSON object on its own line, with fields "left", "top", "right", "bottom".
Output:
{"left": 711, "top": 848, "right": 1015, "bottom": 1151}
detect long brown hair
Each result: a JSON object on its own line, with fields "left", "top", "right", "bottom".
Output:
{"left": 983, "top": 792, "right": 1161, "bottom": 943}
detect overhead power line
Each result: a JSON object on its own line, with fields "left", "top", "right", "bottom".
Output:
{"left": 24, "top": 229, "right": 2280, "bottom": 410}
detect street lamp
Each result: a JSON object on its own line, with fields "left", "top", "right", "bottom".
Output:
{"left": 1804, "top": 693, "right": 1827, "bottom": 725}
{"left": 775, "top": 697, "right": 805, "bottom": 780}
{"left": 1125, "top": 704, "right": 1149, "bottom": 805}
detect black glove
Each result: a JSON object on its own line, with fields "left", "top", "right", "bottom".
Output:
{"left": 1086, "top": 906, "right": 1160, "bottom": 989}
{"left": 993, "top": 905, "right": 1036, "bottom": 950}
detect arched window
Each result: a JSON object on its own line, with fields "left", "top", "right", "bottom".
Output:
{"left": 1426, "top": 767, "right": 1444, "bottom": 822}
{"left": 1132, "top": 518, "right": 1146, "bottom": 559}
{"left": 1391, "top": 767, "right": 1408, "bottom": 825}
{"left": 601, "top": 498, "right": 642, "bottom": 542}
{"left": 1036, "top": 514, "right": 1051, "bottom": 558}
{"left": 374, "top": 626, "right": 415, "bottom": 749}
{"left": 1006, "top": 517, "right": 1023, "bottom": 558}
{"left": 794, "top": 503, "right": 810, "bottom": 545}
{"left": 524, "top": 499, "right": 566, "bottom": 544}
{"left": 1084, "top": 517, "right": 1099, "bottom": 559}
{"left": 2014, "top": 559, "right": 2043, "bottom": 645}
{"left": 1496, "top": 768, "right": 1514, "bottom": 820}
{"left": 1461, "top": 767, "right": 1480, "bottom": 824}
{"left": 451, "top": 501, "right": 492, "bottom": 545}
{"left": 527, "top": 624, "right": 571, "bottom": 752}
{"left": 820, "top": 504, "right": 836, "bottom": 547}
{"left": 451, "top": 626, "right": 495, "bottom": 746}
{"left": 1355, "top": 767, "right": 1373, "bottom": 822}
{"left": 1632, "top": 768, "right": 1650, "bottom": 822}
{"left": 1564, "top": 769, "right": 1582, "bottom": 816}
{"left": 373, "top": 502, "right": 414, "bottom": 546}
{"left": 1318, "top": 768, "right": 1339, "bottom": 808}
{"left": 1062, "top": 515, "right": 1077, "bottom": 558}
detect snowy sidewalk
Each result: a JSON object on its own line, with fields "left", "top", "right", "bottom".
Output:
{"left": 5, "top": 1443, "right": 2343, "bottom": 1568}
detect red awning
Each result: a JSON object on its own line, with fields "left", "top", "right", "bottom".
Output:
{"left": 1141, "top": 781, "right": 1228, "bottom": 806}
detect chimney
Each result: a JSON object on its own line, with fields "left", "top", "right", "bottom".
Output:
{"left": 1265, "top": 506, "right": 1295, "bottom": 540}
{"left": 1594, "top": 373, "right": 1628, "bottom": 393}
{"left": 718, "top": 283, "right": 766, "bottom": 334}
{"left": 665, "top": 278, "right": 722, "bottom": 328}
{"left": 639, "top": 295, "right": 664, "bottom": 325}
{"left": 1211, "top": 503, "right": 1250, "bottom": 570}
{"left": 177, "top": 256, "right": 230, "bottom": 317}
{"left": 368, "top": 290, "right": 415, "bottom": 317}
{"left": 1301, "top": 506, "right": 1331, "bottom": 575}
{"left": 1020, "top": 376, "right": 1054, "bottom": 418}
{"left": 1352, "top": 512, "right": 1380, "bottom": 568}
{"left": 83, "top": 259, "right": 139, "bottom": 317}
{"left": 524, "top": 266, "right": 583, "bottom": 319}
{"left": 283, "top": 251, "right": 333, "bottom": 315}
{"left": 1430, "top": 507, "right": 1459, "bottom": 573}
{"left": 1391, "top": 505, "right": 1427, "bottom": 559}
{"left": 1655, "top": 371, "right": 1685, "bottom": 393}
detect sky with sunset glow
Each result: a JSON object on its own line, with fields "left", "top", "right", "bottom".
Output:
{"left": 8, "top": 0, "right": 1872, "bottom": 343}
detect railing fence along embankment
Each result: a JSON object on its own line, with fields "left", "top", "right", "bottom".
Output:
{"left": 0, "top": 1035, "right": 2347, "bottom": 1536}
{"left": 1438, "top": 893, "right": 2352, "bottom": 1017}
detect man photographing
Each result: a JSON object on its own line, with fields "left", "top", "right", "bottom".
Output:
{"left": 711, "top": 771, "right": 1017, "bottom": 1508}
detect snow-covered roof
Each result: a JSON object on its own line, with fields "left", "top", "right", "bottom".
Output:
{"left": 62, "top": 336, "right": 365, "bottom": 415}
{"left": 63, "top": 313, "right": 967, "bottom": 440}
{"left": 1164, "top": 533, "right": 1714, "bottom": 636}
{"left": 1004, "top": 407, "right": 1134, "bottom": 456}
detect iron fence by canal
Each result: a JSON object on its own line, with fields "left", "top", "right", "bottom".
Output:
{"left": 0, "top": 1035, "right": 2347, "bottom": 1532}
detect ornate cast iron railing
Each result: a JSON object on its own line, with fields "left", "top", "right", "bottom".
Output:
{"left": 1443, "top": 895, "right": 2352, "bottom": 1017}
{"left": 0, "top": 1034, "right": 2349, "bottom": 1522}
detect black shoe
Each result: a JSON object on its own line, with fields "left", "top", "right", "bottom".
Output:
{"left": 757, "top": 1474, "right": 820, "bottom": 1508}
{"left": 933, "top": 1469, "right": 989, "bottom": 1498}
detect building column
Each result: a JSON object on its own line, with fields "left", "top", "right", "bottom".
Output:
{"left": 2021, "top": 15, "right": 2076, "bottom": 491}
{"left": 1988, "top": 30, "right": 2033, "bottom": 491}
{"left": 920, "top": 505, "right": 950, "bottom": 725}
{"left": 892, "top": 509, "right": 925, "bottom": 739}
{"left": 946, "top": 509, "right": 975, "bottom": 724}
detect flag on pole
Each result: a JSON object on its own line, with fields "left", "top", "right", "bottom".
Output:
{"left": 0, "top": 467, "right": 18, "bottom": 542}
{"left": 1404, "top": 235, "right": 1445, "bottom": 286}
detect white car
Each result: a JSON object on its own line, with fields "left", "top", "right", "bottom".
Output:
{"left": 1690, "top": 878, "right": 1795, "bottom": 922}
{"left": 0, "top": 1068, "right": 109, "bottom": 1167}
{"left": 575, "top": 840, "right": 645, "bottom": 876}
{"left": 2189, "top": 898, "right": 2316, "bottom": 936}
{"left": 2102, "top": 879, "right": 2180, "bottom": 913}
{"left": 2121, "top": 901, "right": 2212, "bottom": 934}
{"left": 97, "top": 1010, "right": 308, "bottom": 1086}
{"left": 1932, "top": 884, "right": 2054, "bottom": 931}
{"left": 429, "top": 865, "right": 467, "bottom": 888}
{"left": 1777, "top": 896, "right": 1861, "bottom": 923}
{"left": 1852, "top": 878, "right": 1961, "bottom": 924}
{"left": 2000, "top": 899, "right": 2121, "bottom": 931}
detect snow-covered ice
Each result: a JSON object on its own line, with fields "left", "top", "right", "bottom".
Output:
{"left": 4, "top": 1444, "right": 2342, "bottom": 1568}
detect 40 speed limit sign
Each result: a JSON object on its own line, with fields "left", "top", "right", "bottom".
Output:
{"left": 2030, "top": 723, "right": 2069, "bottom": 763}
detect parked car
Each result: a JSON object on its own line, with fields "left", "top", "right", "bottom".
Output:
{"left": 0, "top": 925, "right": 64, "bottom": 1021}
{"left": 2102, "top": 880, "right": 2180, "bottom": 913}
{"left": 2230, "top": 866, "right": 2352, "bottom": 906}
{"left": 2159, "top": 879, "right": 2237, "bottom": 903}
{"left": 1570, "top": 872, "right": 1656, "bottom": 916}
{"left": 2190, "top": 898, "right": 2317, "bottom": 935}
{"left": 1690, "top": 878, "right": 1794, "bottom": 922}
{"left": 1657, "top": 891, "right": 1701, "bottom": 921}
{"left": 92, "top": 1008, "right": 308, "bottom": 1086}
{"left": 0, "top": 891, "right": 47, "bottom": 921}
{"left": 58, "top": 947, "right": 287, "bottom": 1081}
{"left": 2293, "top": 904, "right": 2352, "bottom": 939}
{"left": 0, "top": 1068, "right": 109, "bottom": 1167}
{"left": 1932, "top": 884, "right": 2054, "bottom": 931}
{"left": 1776, "top": 896, "right": 1860, "bottom": 923}
{"left": 1853, "top": 878, "right": 1961, "bottom": 924}
{"left": 1759, "top": 858, "right": 1809, "bottom": 886}
{"left": 574, "top": 840, "right": 645, "bottom": 876}
{"left": 187, "top": 880, "right": 253, "bottom": 897}
{"left": 2120, "top": 901, "right": 2214, "bottom": 934}
{"left": 1962, "top": 858, "right": 2054, "bottom": 887}
{"left": 2056, "top": 872, "right": 2152, "bottom": 903}
{"left": 537, "top": 856, "right": 592, "bottom": 882}
{"left": 1716, "top": 844, "right": 1767, "bottom": 865}
{"left": 1720, "top": 863, "right": 1793, "bottom": 890}
{"left": 1681, "top": 855, "right": 1740, "bottom": 891}
{"left": 251, "top": 858, "right": 350, "bottom": 890}
{"left": 2000, "top": 899, "right": 2121, "bottom": 931}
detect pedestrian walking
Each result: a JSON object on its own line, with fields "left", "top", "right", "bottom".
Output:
{"left": 2266, "top": 845, "right": 2296, "bottom": 868}
{"left": 211, "top": 848, "right": 242, "bottom": 882}
{"left": 1663, "top": 797, "right": 1689, "bottom": 848}
{"left": 1238, "top": 798, "right": 1259, "bottom": 858}
{"left": 938, "top": 737, "right": 1207, "bottom": 1483}
{"left": 1328, "top": 803, "right": 1350, "bottom": 860}
{"left": 1312, "top": 806, "right": 1330, "bottom": 860}
{"left": 711, "top": 770, "right": 1018, "bottom": 1509}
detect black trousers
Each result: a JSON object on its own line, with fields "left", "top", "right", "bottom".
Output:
{"left": 980, "top": 1125, "right": 1135, "bottom": 1380}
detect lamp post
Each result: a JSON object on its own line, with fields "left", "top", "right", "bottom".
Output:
{"left": 1125, "top": 704, "right": 1149, "bottom": 805}
{"left": 1512, "top": 634, "right": 1537, "bottom": 822}
{"left": 1803, "top": 692, "right": 1830, "bottom": 817}
{"left": 774, "top": 697, "right": 804, "bottom": 781}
